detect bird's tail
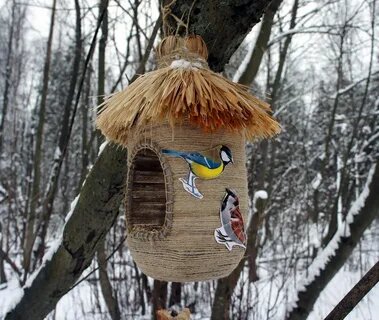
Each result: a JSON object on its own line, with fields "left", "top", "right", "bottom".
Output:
{"left": 161, "top": 149, "right": 184, "bottom": 158}
{"left": 214, "top": 227, "right": 233, "bottom": 251}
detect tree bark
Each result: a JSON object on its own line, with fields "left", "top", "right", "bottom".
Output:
{"left": 286, "top": 162, "right": 379, "bottom": 320}
{"left": 168, "top": 0, "right": 271, "bottom": 72}
{"left": 5, "top": 1, "right": 271, "bottom": 318}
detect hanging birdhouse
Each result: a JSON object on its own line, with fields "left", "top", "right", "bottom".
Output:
{"left": 96, "top": 35, "right": 280, "bottom": 282}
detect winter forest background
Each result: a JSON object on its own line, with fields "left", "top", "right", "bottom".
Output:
{"left": 0, "top": 0, "right": 378, "bottom": 319}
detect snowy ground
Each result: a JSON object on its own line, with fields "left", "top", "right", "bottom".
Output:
{"left": 2, "top": 239, "right": 376, "bottom": 320}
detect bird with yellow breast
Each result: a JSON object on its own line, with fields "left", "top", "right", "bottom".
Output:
{"left": 162, "top": 145, "right": 233, "bottom": 199}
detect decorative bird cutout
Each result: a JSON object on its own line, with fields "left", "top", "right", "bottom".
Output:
{"left": 162, "top": 145, "right": 233, "bottom": 199}
{"left": 215, "top": 188, "right": 247, "bottom": 251}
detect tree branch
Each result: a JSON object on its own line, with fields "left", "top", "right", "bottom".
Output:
{"left": 324, "top": 260, "right": 379, "bottom": 320}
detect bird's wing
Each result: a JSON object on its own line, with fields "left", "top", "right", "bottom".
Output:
{"left": 230, "top": 207, "right": 247, "bottom": 244}
{"left": 161, "top": 149, "right": 185, "bottom": 158}
{"left": 162, "top": 149, "right": 221, "bottom": 168}
{"left": 184, "top": 152, "right": 220, "bottom": 168}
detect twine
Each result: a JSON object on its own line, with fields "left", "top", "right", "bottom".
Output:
{"left": 156, "top": 35, "right": 209, "bottom": 68}
{"left": 157, "top": 51, "right": 208, "bottom": 69}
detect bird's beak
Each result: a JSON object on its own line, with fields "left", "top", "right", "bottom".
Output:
{"left": 231, "top": 158, "right": 234, "bottom": 164}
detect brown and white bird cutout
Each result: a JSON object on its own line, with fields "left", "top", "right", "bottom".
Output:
{"left": 214, "top": 188, "right": 247, "bottom": 251}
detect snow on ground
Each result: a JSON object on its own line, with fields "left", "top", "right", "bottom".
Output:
{"left": 0, "top": 279, "right": 24, "bottom": 319}
{"left": 40, "top": 244, "right": 379, "bottom": 319}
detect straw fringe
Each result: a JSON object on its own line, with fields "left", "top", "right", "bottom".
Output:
{"left": 97, "top": 65, "right": 280, "bottom": 145}
{"left": 96, "top": 35, "right": 280, "bottom": 145}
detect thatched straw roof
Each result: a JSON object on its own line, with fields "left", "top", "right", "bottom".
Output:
{"left": 96, "top": 35, "right": 280, "bottom": 145}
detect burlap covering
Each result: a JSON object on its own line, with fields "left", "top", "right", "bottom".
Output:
{"left": 125, "top": 121, "right": 248, "bottom": 282}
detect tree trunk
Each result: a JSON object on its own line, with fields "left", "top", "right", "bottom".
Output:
{"left": 34, "top": 0, "right": 82, "bottom": 265}
{"left": 0, "top": 222, "right": 6, "bottom": 283}
{"left": 211, "top": 269, "right": 242, "bottom": 320}
{"left": 97, "top": 0, "right": 108, "bottom": 146}
{"left": 97, "top": 240, "right": 121, "bottom": 320}
{"left": 169, "top": 282, "right": 182, "bottom": 307}
{"left": 169, "top": 0, "right": 271, "bottom": 72}
{"left": 238, "top": 0, "right": 283, "bottom": 85}
{"left": 5, "top": 144, "right": 128, "bottom": 320}
{"left": 79, "top": 66, "right": 92, "bottom": 187}
{"left": 22, "top": 0, "right": 57, "bottom": 281}
{"left": 152, "top": 280, "right": 168, "bottom": 319}
{"left": 0, "top": 0, "right": 16, "bottom": 154}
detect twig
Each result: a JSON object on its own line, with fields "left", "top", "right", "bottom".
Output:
{"left": 66, "top": 235, "right": 127, "bottom": 293}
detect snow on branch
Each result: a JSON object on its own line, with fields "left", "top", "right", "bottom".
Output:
{"left": 331, "top": 71, "right": 379, "bottom": 99}
{"left": 233, "top": 30, "right": 259, "bottom": 83}
{"left": 268, "top": 27, "right": 340, "bottom": 46}
{"left": 0, "top": 238, "right": 61, "bottom": 318}
{"left": 0, "top": 189, "right": 82, "bottom": 317}
{"left": 286, "top": 163, "right": 377, "bottom": 314}
{"left": 98, "top": 140, "right": 109, "bottom": 156}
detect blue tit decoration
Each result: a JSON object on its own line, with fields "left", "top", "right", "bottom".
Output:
{"left": 162, "top": 145, "right": 233, "bottom": 199}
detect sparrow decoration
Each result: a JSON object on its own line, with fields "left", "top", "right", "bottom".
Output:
{"left": 162, "top": 145, "right": 233, "bottom": 199}
{"left": 215, "top": 188, "right": 247, "bottom": 251}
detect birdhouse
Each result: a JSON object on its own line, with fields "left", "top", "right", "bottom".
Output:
{"left": 96, "top": 35, "right": 280, "bottom": 282}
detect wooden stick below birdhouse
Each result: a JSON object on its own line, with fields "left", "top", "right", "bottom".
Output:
{"left": 156, "top": 308, "right": 191, "bottom": 320}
